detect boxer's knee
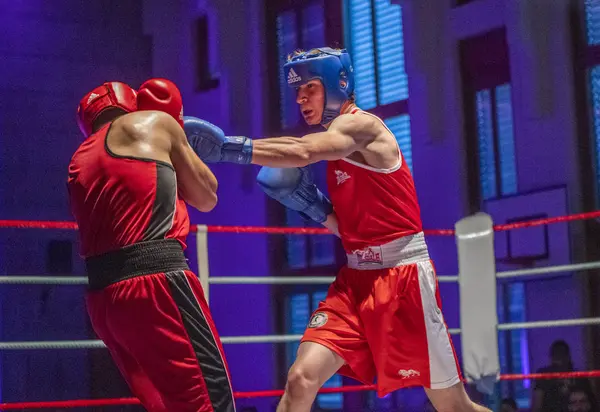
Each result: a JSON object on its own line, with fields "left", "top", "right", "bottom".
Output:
{"left": 285, "top": 364, "right": 321, "bottom": 400}
{"left": 435, "top": 401, "right": 490, "bottom": 412}
{"left": 426, "top": 383, "right": 491, "bottom": 412}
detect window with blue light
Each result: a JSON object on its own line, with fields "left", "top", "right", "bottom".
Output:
{"left": 589, "top": 66, "right": 600, "bottom": 205}
{"left": 286, "top": 294, "right": 309, "bottom": 367}
{"left": 476, "top": 89, "right": 497, "bottom": 199}
{"left": 385, "top": 114, "right": 412, "bottom": 172}
{"left": 586, "top": 0, "right": 600, "bottom": 45}
{"left": 495, "top": 85, "right": 517, "bottom": 196}
{"left": 346, "top": 0, "right": 408, "bottom": 109}
{"left": 346, "top": 0, "right": 377, "bottom": 109}
{"left": 345, "top": 0, "right": 413, "bottom": 179}
{"left": 285, "top": 209, "right": 308, "bottom": 270}
{"left": 374, "top": 0, "right": 408, "bottom": 104}
{"left": 496, "top": 282, "right": 530, "bottom": 409}
{"left": 507, "top": 283, "right": 530, "bottom": 409}
{"left": 285, "top": 213, "right": 336, "bottom": 270}
{"left": 475, "top": 84, "right": 517, "bottom": 201}
{"left": 287, "top": 291, "right": 342, "bottom": 409}
{"left": 584, "top": 0, "right": 600, "bottom": 206}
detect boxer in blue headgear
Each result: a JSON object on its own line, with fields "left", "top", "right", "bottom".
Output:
{"left": 183, "top": 48, "right": 490, "bottom": 412}
{"left": 284, "top": 47, "right": 355, "bottom": 125}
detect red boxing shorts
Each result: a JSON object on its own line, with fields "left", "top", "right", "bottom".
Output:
{"left": 85, "top": 240, "right": 235, "bottom": 412}
{"left": 301, "top": 234, "right": 461, "bottom": 397}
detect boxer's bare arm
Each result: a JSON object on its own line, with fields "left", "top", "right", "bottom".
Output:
{"left": 108, "top": 112, "right": 217, "bottom": 212}
{"left": 323, "top": 213, "right": 340, "bottom": 237}
{"left": 251, "top": 113, "right": 380, "bottom": 167}
{"left": 160, "top": 114, "right": 218, "bottom": 212}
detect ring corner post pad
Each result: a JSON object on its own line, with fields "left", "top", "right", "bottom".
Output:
{"left": 455, "top": 212, "right": 500, "bottom": 394}
{"left": 195, "top": 224, "right": 210, "bottom": 304}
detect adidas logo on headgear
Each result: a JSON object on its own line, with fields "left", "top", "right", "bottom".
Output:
{"left": 287, "top": 68, "right": 301, "bottom": 84}
{"left": 87, "top": 93, "right": 100, "bottom": 105}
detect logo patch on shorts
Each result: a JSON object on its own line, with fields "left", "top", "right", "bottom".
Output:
{"left": 354, "top": 246, "right": 383, "bottom": 266}
{"left": 398, "top": 369, "right": 420, "bottom": 379}
{"left": 308, "top": 312, "right": 328, "bottom": 328}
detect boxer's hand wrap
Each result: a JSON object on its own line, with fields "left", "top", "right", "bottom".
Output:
{"left": 183, "top": 116, "right": 253, "bottom": 164}
{"left": 137, "top": 78, "right": 184, "bottom": 127}
{"left": 256, "top": 166, "right": 333, "bottom": 223}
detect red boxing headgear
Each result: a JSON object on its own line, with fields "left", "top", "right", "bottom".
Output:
{"left": 77, "top": 82, "right": 137, "bottom": 137}
{"left": 137, "top": 78, "right": 184, "bottom": 128}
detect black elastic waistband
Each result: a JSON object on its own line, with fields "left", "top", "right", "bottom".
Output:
{"left": 85, "top": 239, "right": 190, "bottom": 290}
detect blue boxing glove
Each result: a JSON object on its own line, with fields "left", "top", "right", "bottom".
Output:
{"left": 256, "top": 166, "right": 333, "bottom": 223}
{"left": 183, "top": 116, "right": 253, "bottom": 164}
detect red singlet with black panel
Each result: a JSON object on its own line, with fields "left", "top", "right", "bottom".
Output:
{"left": 67, "top": 123, "right": 189, "bottom": 258}
{"left": 67, "top": 122, "right": 235, "bottom": 412}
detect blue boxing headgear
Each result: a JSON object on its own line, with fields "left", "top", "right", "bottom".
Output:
{"left": 284, "top": 48, "right": 355, "bottom": 125}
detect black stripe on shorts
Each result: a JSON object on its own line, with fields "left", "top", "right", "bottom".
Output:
{"left": 166, "top": 271, "right": 235, "bottom": 412}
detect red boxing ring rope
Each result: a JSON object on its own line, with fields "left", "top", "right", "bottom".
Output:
{"left": 2, "top": 371, "right": 600, "bottom": 409}
{"left": 1, "top": 209, "right": 599, "bottom": 235}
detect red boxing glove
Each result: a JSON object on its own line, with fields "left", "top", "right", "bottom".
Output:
{"left": 137, "top": 78, "right": 184, "bottom": 128}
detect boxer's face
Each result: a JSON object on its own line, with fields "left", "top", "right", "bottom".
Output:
{"left": 296, "top": 80, "right": 325, "bottom": 125}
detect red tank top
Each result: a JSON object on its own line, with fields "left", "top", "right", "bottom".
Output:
{"left": 326, "top": 110, "right": 423, "bottom": 252}
{"left": 67, "top": 123, "right": 190, "bottom": 257}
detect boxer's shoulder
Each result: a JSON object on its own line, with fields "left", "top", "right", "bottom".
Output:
{"left": 330, "top": 112, "right": 379, "bottom": 143}
{"left": 113, "top": 111, "right": 175, "bottom": 138}
{"left": 109, "top": 111, "right": 182, "bottom": 159}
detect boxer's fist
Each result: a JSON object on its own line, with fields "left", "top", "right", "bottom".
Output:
{"left": 137, "top": 78, "right": 184, "bottom": 127}
{"left": 256, "top": 166, "right": 333, "bottom": 223}
{"left": 183, "top": 116, "right": 253, "bottom": 164}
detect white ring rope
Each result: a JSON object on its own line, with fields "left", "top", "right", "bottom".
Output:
{"left": 2, "top": 317, "right": 599, "bottom": 350}
{"left": 2, "top": 258, "right": 599, "bottom": 286}
{"left": 0, "top": 275, "right": 458, "bottom": 285}
{"left": 209, "top": 276, "right": 459, "bottom": 284}
{"left": 0, "top": 328, "right": 463, "bottom": 350}
{"left": 0, "top": 276, "right": 88, "bottom": 285}
{"left": 497, "top": 317, "right": 600, "bottom": 330}
{"left": 495, "top": 261, "right": 600, "bottom": 279}
{"left": 210, "top": 277, "right": 335, "bottom": 285}
{"left": 0, "top": 340, "right": 106, "bottom": 350}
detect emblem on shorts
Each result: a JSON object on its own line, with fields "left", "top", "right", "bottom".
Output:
{"left": 398, "top": 369, "right": 420, "bottom": 378}
{"left": 355, "top": 246, "right": 383, "bottom": 266}
{"left": 308, "top": 312, "right": 328, "bottom": 328}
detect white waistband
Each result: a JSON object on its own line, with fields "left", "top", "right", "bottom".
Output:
{"left": 346, "top": 232, "right": 430, "bottom": 270}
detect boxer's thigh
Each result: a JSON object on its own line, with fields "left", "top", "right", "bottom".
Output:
{"left": 363, "top": 261, "right": 460, "bottom": 396}
{"left": 301, "top": 268, "right": 376, "bottom": 384}
{"left": 104, "top": 272, "right": 235, "bottom": 412}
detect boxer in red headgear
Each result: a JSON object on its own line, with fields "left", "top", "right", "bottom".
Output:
{"left": 68, "top": 79, "right": 235, "bottom": 412}
{"left": 76, "top": 81, "right": 138, "bottom": 137}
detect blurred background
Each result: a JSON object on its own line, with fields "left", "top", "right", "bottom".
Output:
{"left": 1, "top": 0, "right": 600, "bottom": 410}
